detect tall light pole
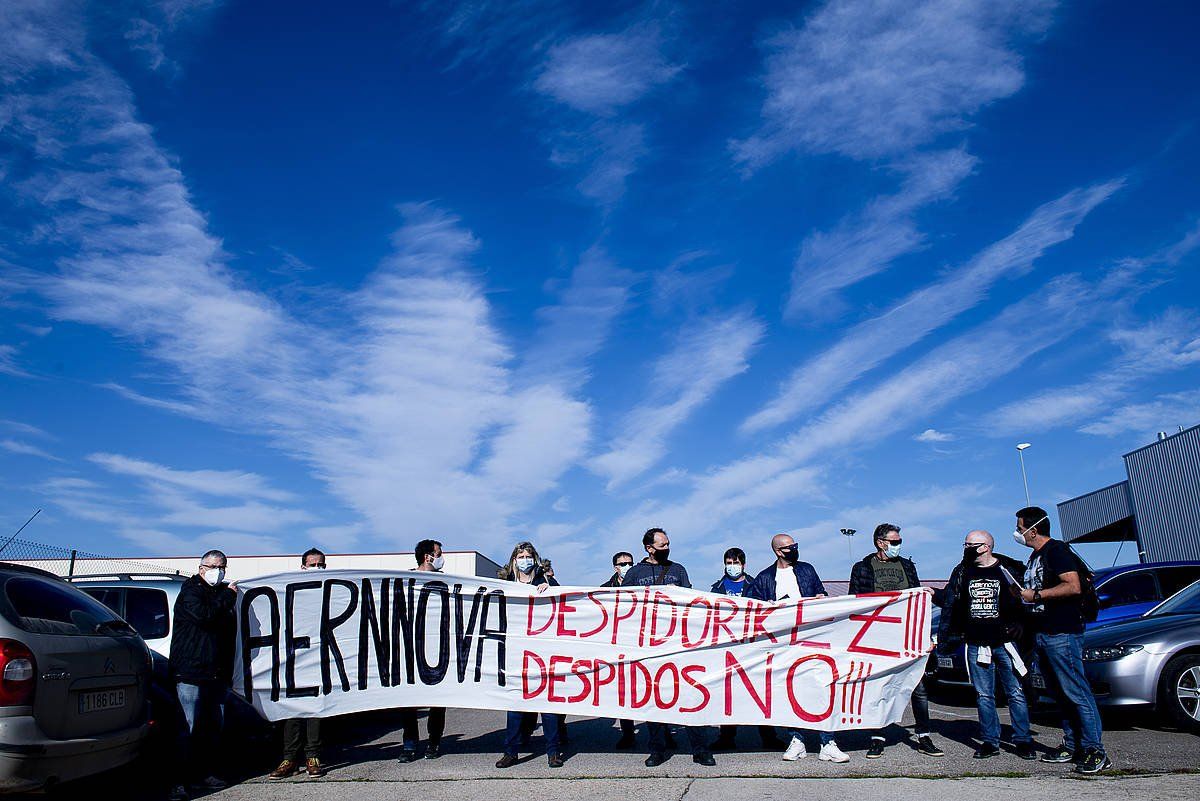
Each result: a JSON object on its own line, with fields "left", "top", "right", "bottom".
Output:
{"left": 840, "top": 528, "right": 856, "bottom": 561}
{"left": 1016, "top": 443, "right": 1032, "bottom": 506}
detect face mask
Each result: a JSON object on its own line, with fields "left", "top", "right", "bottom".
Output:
{"left": 885, "top": 544, "right": 901, "bottom": 559}
{"left": 963, "top": 545, "right": 984, "bottom": 563}
{"left": 654, "top": 548, "right": 670, "bottom": 563}
{"left": 779, "top": 545, "right": 799, "bottom": 565}
{"left": 725, "top": 564, "right": 743, "bottom": 579}
{"left": 431, "top": 555, "right": 445, "bottom": 571}
{"left": 616, "top": 564, "right": 631, "bottom": 579}
{"left": 516, "top": 557, "right": 535, "bottom": 573}
{"left": 1013, "top": 515, "right": 1048, "bottom": 547}
{"left": 202, "top": 567, "right": 224, "bottom": 586}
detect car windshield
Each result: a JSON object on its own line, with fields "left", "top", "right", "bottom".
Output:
{"left": 3, "top": 575, "right": 128, "bottom": 636}
{"left": 1149, "top": 579, "right": 1200, "bottom": 617}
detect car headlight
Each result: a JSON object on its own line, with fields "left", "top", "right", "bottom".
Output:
{"left": 1083, "top": 644, "right": 1144, "bottom": 662}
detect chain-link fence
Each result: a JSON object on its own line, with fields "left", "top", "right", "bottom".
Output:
{"left": 0, "top": 536, "right": 184, "bottom": 578}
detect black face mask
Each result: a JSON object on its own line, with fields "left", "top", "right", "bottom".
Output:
{"left": 779, "top": 546, "right": 799, "bottom": 565}
{"left": 963, "top": 544, "right": 985, "bottom": 563}
{"left": 654, "top": 547, "right": 670, "bottom": 563}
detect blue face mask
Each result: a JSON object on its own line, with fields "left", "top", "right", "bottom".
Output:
{"left": 885, "top": 544, "right": 901, "bottom": 559}
{"left": 516, "top": 557, "right": 535, "bottom": 573}
{"left": 725, "top": 564, "right": 743, "bottom": 579}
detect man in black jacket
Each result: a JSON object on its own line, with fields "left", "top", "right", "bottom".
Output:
{"left": 168, "top": 549, "right": 237, "bottom": 801}
{"left": 849, "top": 524, "right": 943, "bottom": 760}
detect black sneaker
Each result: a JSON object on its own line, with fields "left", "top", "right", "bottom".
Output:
{"left": 916, "top": 735, "right": 944, "bottom": 757}
{"left": 1015, "top": 742, "right": 1037, "bottom": 761}
{"left": 1040, "top": 745, "right": 1076, "bottom": 764}
{"left": 1075, "top": 750, "right": 1112, "bottom": 775}
{"left": 645, "top": 752, "right": 667, "bottom": 767}
{"left": 973, "top": 743, "right": 1000, "bottom": 759}
{"left": 397, "top": 746, "right": 418, "bottom": 763}
{"left": 424, "top": 744, "right": 441, "bottom": 760}
{"left": 692, "top": 752, "right": 716, "bottom": 767}
{"left": 866, "top": 738, "right": 885, "bottom": 759}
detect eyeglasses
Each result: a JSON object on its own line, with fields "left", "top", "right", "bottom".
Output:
{"left": 615, "top": 561, "right": 634, "bottom": 568}
{"left": 962, "top": 543, "right": 986, "bottom": 549}
{"left": 878, "top": 538, "right": 902, "bottom": 546}
{"left": 309, "top": 563, "right": 327, "bottom": 569}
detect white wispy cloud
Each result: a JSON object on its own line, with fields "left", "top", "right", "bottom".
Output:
{"left": 98, "top": 382, "right": 201, "bottom": 416}
{"left": 743, "top": 180, "right": 1121, "bottom": 434}
{"left": 87, "top": 452, "right": 298, "bottom": 502}
{"left": 0, "top": 439, "right": 60, "bottom": 461}
{"left": 0, "top": 345, "right": 29, "bottom": 377}
{"left": 1080, "top": 392, "right": 1200, "bottom": 438}
{"left": 621, "top": 268, "right": 1132, "bottom": 544}
{"left": 1, "top": 4, "right": 592, "bottom": 557}
{"left": 533, "top": 23, "right": 682, "bottom": 116}
{"left": 732, "top": 0, "right": 1057, "bottom": 167}
{"left": 118, "top": 0, "right": 223, "bottom": 74}
{"left": 0, "top": 420, "right": 53, "bottom": 439}
{"left": 591, "top": 310, "right": 766, "bottom": 489}
{"left": 914, "top": 429, "right": 955, "bottom": 443}
{"left": 786, "top": 148, "right": 976, "bottom": 320}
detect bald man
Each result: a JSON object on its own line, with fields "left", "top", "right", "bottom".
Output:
{"left": 942, "top": 530, "right": 1036, "bottom": 760}
{"left": 748, "top": 534, "right": 849, "bottom": 763}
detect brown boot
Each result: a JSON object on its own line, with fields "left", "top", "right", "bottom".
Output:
{"left": 268, "top": 759, "right": 299, "bottom": 780}
{"left": 305, "top": 758, "right": 324, "bottom": 778}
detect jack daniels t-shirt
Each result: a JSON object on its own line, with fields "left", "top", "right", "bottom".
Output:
{"left": 961, "top": 561, "right": 1024, "bottom": 646}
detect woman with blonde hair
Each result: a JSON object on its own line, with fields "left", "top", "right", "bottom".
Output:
{"left": 494, "top": 541, "right": 564, "bottom": 768}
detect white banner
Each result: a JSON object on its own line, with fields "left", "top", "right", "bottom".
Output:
{"left": 233, "top": 570, "right": 932, "bottom": 728}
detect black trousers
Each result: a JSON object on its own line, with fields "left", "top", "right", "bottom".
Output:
{"left": 716, "top": 724, "right": 780, "bottom": 745}
{"left": 648, "top": 723, "right": 709, "bottom": 756}
{"left": 282, "top": 718, "right": 322, "bottom": 760}
{"left": 401, "top": 707, "right": 445, "bottom": 746}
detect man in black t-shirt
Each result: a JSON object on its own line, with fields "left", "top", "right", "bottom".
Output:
{"left": 946, "top": 531, "right": 1035, "bottom": 760}
{"left": 1015, "top": 506, "right": 1109, "bottom": 774}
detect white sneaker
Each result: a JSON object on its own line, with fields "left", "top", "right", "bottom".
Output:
{"left": 819, "top": 742, "right": 850, "bottom": 763}
{"left": 782, "top": 735, "right": 808, "bottom": 761}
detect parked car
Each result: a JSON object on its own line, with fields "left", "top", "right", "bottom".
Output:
{"left": 930, "top": 560, "right": 1200, "bottom": 687}
{"left": 0, "top": 563, "right": 151, "bottom": 793}
{"left": 1081, "top": 578, "right": 1200, "bottom": 733}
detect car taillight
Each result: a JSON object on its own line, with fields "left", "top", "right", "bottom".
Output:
{"left": 0, "top": 638, "right": 36, "bottom": 706}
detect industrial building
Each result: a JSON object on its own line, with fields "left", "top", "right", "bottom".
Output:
{"left": 1058, "top": 423, "right": 1200, "bottom": 562}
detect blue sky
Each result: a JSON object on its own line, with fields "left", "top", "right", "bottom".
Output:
{"left": 2, "top": 0, "right": 1199, "bottom": 585}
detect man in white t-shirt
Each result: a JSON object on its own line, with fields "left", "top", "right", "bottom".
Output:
{"left": 748, "top": 534, "right": 850, "bottom": 764}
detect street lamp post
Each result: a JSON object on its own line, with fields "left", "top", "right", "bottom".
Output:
{"left": 1016, "top": 443, "right": 1032, "bottom": 506}
{"left": 840, "top": 528, "right": 856, "bottom": 561}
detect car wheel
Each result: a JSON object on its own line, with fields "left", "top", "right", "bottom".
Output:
{"left": 1159, "top": 653, "right": 1200, "bottom": 734}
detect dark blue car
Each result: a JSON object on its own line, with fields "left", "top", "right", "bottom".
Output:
{"left": 931, "top": 560, "right": 1200, "bottom": 687}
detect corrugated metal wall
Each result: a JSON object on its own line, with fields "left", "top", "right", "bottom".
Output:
{"left": 1058, "top": 481, "right": 1133, "bottom": 543}
{"left": 1124, "top": 425, "right": 1200, "bottom": 562}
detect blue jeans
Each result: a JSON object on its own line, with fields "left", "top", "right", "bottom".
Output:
{"left": 175, "top": 681, "right": 225, "bottom": 779}
{"left": 1034, "top": 632, "right": 1104, "bottom": 754}
{"left": 967, "top": 645, "right": 1031, "bottom": 746}
{"left": 788, "top": 728, "right": 835, "bottom": 747}
{"left": 504, "top": 711, "right": 561, "bottom": 757}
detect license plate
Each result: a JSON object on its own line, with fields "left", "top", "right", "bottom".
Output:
{"left": 78, "top": 688, "right": 126, "bottom": 714}
{"left": 937, "top": 657, "right": 954, "bottom": 669}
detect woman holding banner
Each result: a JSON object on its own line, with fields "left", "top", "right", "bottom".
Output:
{"left": 495, "top": 542, "right": 567, "bottom": 769}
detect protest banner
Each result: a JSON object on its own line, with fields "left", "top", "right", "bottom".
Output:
{"left": 233, "top": 569, "right": 932, "bottom": 728}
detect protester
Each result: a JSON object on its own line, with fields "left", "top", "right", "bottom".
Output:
{"left": 1015, "top": 506, "right": 1111, "bottom": 773}
{"left": 399, "top": 539, "right": 448, "bottom": 762}
{"left": 269, "top": 548, "right": 328, "bottom": 780}
{"left": 942, "top": 531, "right": 1037, "bottom": 760}
{"left": 623, "top": 528, "right": 716, "bottom": 767}
{"left": 495, "top": 542, "right": 565, "bottom": 768}
{"left": 167, "top": 550, "right": 237, "bottom": 801}
{"left": 749, "top": 534, "right": 850, "bottom": 764}
{"left": 541, "top": 559, "right": 555, "bottom": 582}
{"left": 849, "top": 524, "right": 943, "bottom": 759}
{"left": 600, "top": 551, "right": 637, "bottom": 749}
{"left": 709, "top": 547, "right": 785, "bottom": 753}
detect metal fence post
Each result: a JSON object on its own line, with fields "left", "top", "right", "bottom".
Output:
{"left": 68, "top": 549, "right": 77, "bottom": 577}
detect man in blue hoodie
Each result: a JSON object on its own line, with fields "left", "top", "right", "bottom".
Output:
{"left": 748, "top": 534, "right": 850, "bottom": 763}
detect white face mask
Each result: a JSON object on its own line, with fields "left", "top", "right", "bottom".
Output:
{"left": 202, "top": 567, "right": 225, "bottom": 586}
{"left": 1013, "top": 515, "right": 1048, "bottom": 547}
{"left": 431, "top": 555, "right": 445, "bottom": 571}
{"left": 725, "top": 564, "right": 744, "bottom": 579}
{"left": 516, "top": 557, "right": 535, "bottom": 574}
{"left": 616, "top": 564, "right": 631, "bottom": 579}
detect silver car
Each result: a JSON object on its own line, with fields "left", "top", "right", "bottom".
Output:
{"left": 0, "top": 564, "right": 152, "bottom": 792}
{"left": 1082, "top": 579, "right": 1200, "bottom": 733}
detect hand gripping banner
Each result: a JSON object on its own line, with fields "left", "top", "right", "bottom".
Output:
{"left": 233, "top": 570, "right": 932, "bottom": 728}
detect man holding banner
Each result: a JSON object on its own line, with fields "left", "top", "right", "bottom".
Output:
{"left": 399, "top": 539, "right": 448, "bottom": 762}
{"left": 622, "top": 528, "right": 717, "bottom": 767}
{"left": 749, "top": 533, "right": 850, "bottom": 763}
